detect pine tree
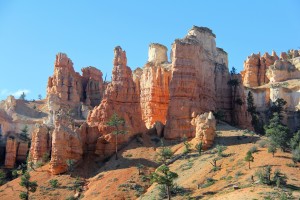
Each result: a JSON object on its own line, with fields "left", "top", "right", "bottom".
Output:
{"left": 246, "top": 91, "right": 263, "bottom": 133}
{"left": 136, "top": 163, "right": 144, "bottom": 175}
{"left": 264, "top": 113, "right": 289, "bottom": 151}
{"left": 19, "top": 92, "right": 26, "bottom": 100}
{"left": 66, "top": 159, "right": 75, "bottom": 174}
{"left": 182, "top": 135, "right": 191, "bottom": 154}
{"left": 228, "top": 67, "right": 240, "bottom": 125}
{"left": 106, "top": 113, "right": 127, "bottom": 160}
{"left": 195, "top": 142, "right": 203, "bottom": 156}
{"left": 268, "top": 142, "right": 277, "bottom": 157}
{"left": 157, "top": 146, "right": 173, "bottom": 164}
{"left": 0, "top": 170, "right": 6, "bottom": 185}
{"left": 20, "top": 125, "right": 29, "bottom": 140}
{"left": 19, "top": 172, "right": 37, "bottom": 200}
{"left": 270, "top": 98, "right": 287, "bottom": 120}
{"left": 244, "top": 151, "right": 254, "bottom": 169}
{"left": 290, "top": 130, "right": 300, "bottom": 150}
{"left": 150, "top": 165, "right": 178, "bottom": 200}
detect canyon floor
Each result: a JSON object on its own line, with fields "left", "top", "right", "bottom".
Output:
{"left": 1, "top": 122, "right": 299, "bottom": 200}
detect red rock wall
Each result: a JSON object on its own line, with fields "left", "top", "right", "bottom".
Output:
{"left": 4, "top": 138, "right": 18, "bottom": 168}
{"left": 29, "top": 124, "right": 51, "bottom": 164}
{"left": 139, "top": 62, "right": 171, "bottom": 128}
{"left": 241, "top": 51, "right": 278, "bottom": 87}
{"left": 164, "top": 29, "right": 217, "bottom": 139}
{"left": 50, "top": 110, "right": 83, "bottom": 175}
{"left": 88, "top": 46, "right": 146, "bottom": 159}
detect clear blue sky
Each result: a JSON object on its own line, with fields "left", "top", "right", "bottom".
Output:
{"left": 0, "top": 0, "right": 299, "bottom": 100}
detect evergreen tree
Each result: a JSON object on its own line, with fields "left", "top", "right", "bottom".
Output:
{"left": 292, "top": 148, "right": 300, "bottom": 164}
{"left": 19, "top": 92, "right": 26, "bottom": 100}
{"left": 246, "top": 91, "right": 263, "bottom": 133}
{"left": 106, "top": 113, "right": 127, "bottom": 160}
{"left": 290, "top": 130, "right": 300, "bottom": 150}
{"left": 182, "top": 135, "right": 191, "bottom": 154}
{"left": 19, "top": 172, "right": 38, "bottom": 200}
{"left": 136, "top": 163, "right": 144, "bottom": 175}
{"left": 244, "top": 151, "right": 254, "bottom": 169}
{"left": 157, "top": 146, "right": 173, "bottom": 164}
{"left": 290, "top": 130, "right": 300, "bottom": 164}
{"left": 20, "top": 125, "right": 29, "bottom": 140}
{"left": 195, "top": 142, "right": 203, "bottom": 156}
{"left": 230, "top": 66, "right": 237, "bottom": 75}
{"left": 228, "top": 67, "right": 240, "bottom": 125}
{"left": 150, "top": 165, "right": 178, "bottom": 200}
{"left": 268, "top": 142, "right": 277, "bottom": 157}
{"left": 264, "top": 113, "right": 289, "bottom": 151}
{"left": 270, "top": 98, "right": 286, "bottom": 120}
{"left": 66, "top": 159, "right": 75, "bottom": 174}
{"left": 0, "top": 170, "right": 6, "bottom": 185}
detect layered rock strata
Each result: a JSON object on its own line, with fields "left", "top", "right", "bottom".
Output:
{"left": 25, "top": 26, "right": 261, "bottom": 174}
{"left": 88, "top": 46, "right": 146, "bottom": 159}
{"left": 164, "top": 26, "right": 226, "bottom": 139}
{"left": 138, "top": 43, "right": 171, "bottom": 128}
{"left": 242, "top": 49, "right": 300, "bottom": 132}
{"left": 47, "top": 53, "right": 104, "bottom": 124}
{"left": 241, "top": 51, "right": 279, "bottom": 87}
{"left": 4, "top": 137, "right": 29, "bottom": 168}
{"left": 29, "top": 124, "right": 51, "bottom": 164}
{"left": 50, "top": 109, "right": 83, "bottom": 174}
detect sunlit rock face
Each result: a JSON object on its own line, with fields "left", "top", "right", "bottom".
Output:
{"left": 241, "top": 51, "right": 279, "bottom": 87}
{"left": 148, "top": 43, "right": 168, "bottom": 64}
{"left": 46, "top": 53, "right": 104, "bottom": 125}
{"left": 138, "top": 43, "right": 171, "bottom": 128}
{"left": 49, "top": 109, "right": 83, "bottom": 175}
{"left": 242, "top": 49, "right": 300, "bottom": 132}
{"left": 88, "top": 46, "right": 146, "bottom": 159}
{"left": 29, "top": 124, "right": 51, "bottom": 165}
{"left": 164, "top": 26, "right": 219, "bottom": 139}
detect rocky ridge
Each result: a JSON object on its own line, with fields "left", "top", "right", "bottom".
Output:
{"left": 4, "top": 26, "right": 298, "bottom": 174}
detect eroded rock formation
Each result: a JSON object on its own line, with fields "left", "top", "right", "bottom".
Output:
{"left": 50, "top": 109, "right": 83, "bottom": 174}
{"left": 242, "top": 49, "right": 300, "bottom": 132}
{"left": 138, "top": 44, "right": 171, "bottom": 128}
{"left": 22, "top": 26, "right": 275, "bottom": 174}
{"left": 4, "top": 137, "right": 29, "bottom": 168}
{"left": 47, "top": 53, "right": 104, "bottom": 124}
{"left": 241, "top": 51, "right": 279, "bottom": 87}
{"left": 164, "top": 26, "right": 224, "bottom": 139}
{"left": 29, "top": 124, "right": 51, "bottom": 164}
{"left": 191, "top": 112, "right": 216, "bottom": 149}
{"left": 4, "top": 138, "right": 18, "bottom": 168}
{"left": 88, "top": 46, "right": 146, "bottom": 159}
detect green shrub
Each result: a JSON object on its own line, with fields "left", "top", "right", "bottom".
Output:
{"left": 258, "top": 140, "right": 268, "bottom": 148}
{"left": 255, "top": 166, "right": 287, "bottom": 187}
{"left": 49, "top": 179, "right": 59, "bottom": 188}
{"left": 0, "top": 170, "right": 6, "bottom": 185}
{"left": 292, "top": 148, "right": 300, "bottom": 163}
{"left": 256, "top": 165, "right": 272, "bottom": 185}
{"left": 249, "top": 145, "right": 258, "bottom": 153}
{"left": 235, "top": 171, "right": 243, "bottom": 178}
{"left": 201, "top": 178, "right": 216, "bottom": 188}
{"left": 42, "top": 153, "right": 50, "bottom": 163}
{"left": 216, "top": 145, "right": 227, "bottom": 157}
{"left": 35, "top": 161, "right": 43, "bottom": 168}
{"left": 158, "top": 183, "right": 186, "bottom": 198}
